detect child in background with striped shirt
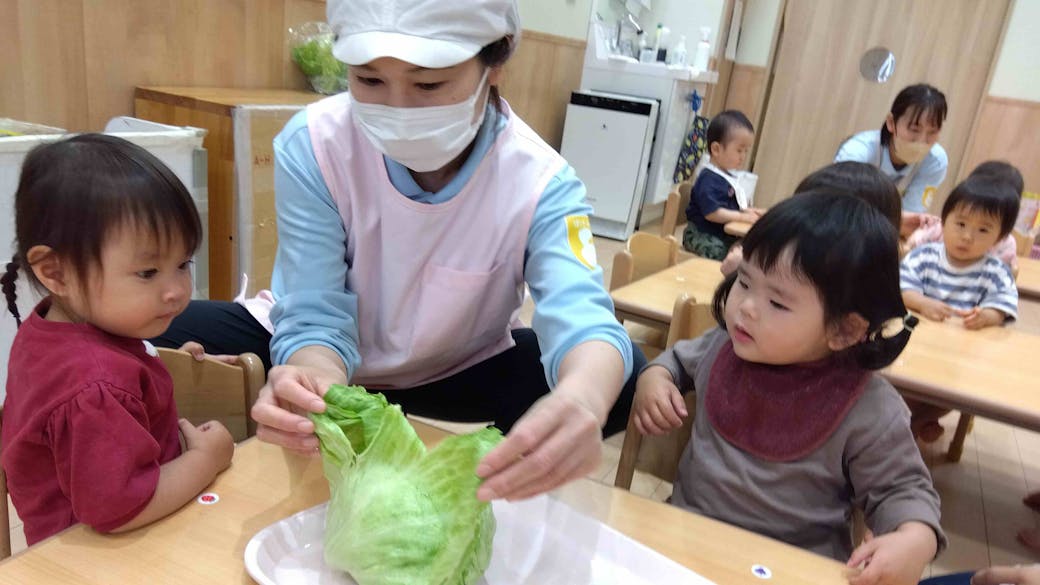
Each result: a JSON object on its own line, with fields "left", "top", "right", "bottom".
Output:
{"left": 900, "top": 176, "right": 1019, "bottom": 327}
{"left": 900, "top": 175, "right": 1019, "bottom": 441}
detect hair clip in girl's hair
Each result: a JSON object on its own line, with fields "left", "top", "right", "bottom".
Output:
{"left": 902, "top": 313, "right": 919, "bottom": 332}
{"left": 877, "top": 313, "right": 918, "bottom": 339}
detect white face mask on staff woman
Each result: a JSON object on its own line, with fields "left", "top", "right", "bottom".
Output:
{"left": 328, "top": 0, "right": 519, "bottom": 173}
{"left": 350, "top": 68, "right": 490, "bottom": 172}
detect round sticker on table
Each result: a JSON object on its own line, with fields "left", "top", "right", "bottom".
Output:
{"left": 197, "top": 492, "right": 220, "bottom": 505}
{"left": 751, "top": 564, "right": 772, "bottom": 579}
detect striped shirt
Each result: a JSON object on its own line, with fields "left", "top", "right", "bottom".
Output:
{"left": 900, "top": 242, "right": 1018, "bottom": 320}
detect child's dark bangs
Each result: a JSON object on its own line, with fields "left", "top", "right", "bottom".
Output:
{"left": 115, "top": 163, "right": 202, "bottom": 258}
{"left": 742, "top": 212, "right": 811, "bottom": 282}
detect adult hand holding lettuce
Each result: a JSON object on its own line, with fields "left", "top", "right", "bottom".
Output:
{"left": 475, "top": 340, "right": 623, "bottom": 501}
{"left": 252, "top": 340, "right": 625, "bottom": 500}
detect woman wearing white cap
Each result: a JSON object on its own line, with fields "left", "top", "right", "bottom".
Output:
{"left": 247, "top": 0, "right": 645, "bottom": 501}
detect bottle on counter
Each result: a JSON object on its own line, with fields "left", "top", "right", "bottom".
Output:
{"left": 692, "top": 26, "right": 711, "bottom": 73}
{"left": 667, "top": 34, "right": 688, "bottom": 67}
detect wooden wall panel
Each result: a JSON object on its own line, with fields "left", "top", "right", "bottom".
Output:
{"left": 499, "top": 30, "right": 586, "bottom": 150}
{"left": 724, "top": 64, "right": 768, "bottom": 128}
{"left": 961, "top": 96, "right": 1040, "bottom": 193}
{"left": 3, "top": 1, "right": 582, "bottom": 150}
{"left": 752, "top": 0, "right": 1010, "bottom": 210}
{"left": 1, "top": 0, "right": 325, "bottom": 131}
{"left": 1, "top": 0, "right": 91, "bottom": 130}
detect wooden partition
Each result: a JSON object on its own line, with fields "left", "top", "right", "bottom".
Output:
{"left": 960, "top": 96, "right": 1040, "bottom": 191}
{"left": 751, "top": 0, "right": 1011, "bottom": 210}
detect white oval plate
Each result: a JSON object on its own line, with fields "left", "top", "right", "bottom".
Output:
{"left": 244, "top": 496, "right": 716, "bottom": 585}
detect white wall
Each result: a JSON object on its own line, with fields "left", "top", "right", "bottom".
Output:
{"left": 592, "top": 0, "right": 725, "bottom": 56}
{"left": 519, "top": 0, "right": 595, "bottom": 40}
{"left": 988, "top": 0, "right": 1040, "bottom": 101}
{"left": 734, "top": 0, "right": 782, "bottom": 67}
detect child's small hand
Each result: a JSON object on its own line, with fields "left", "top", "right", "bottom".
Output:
{"left": 179, "top": 418, "right": 234, "bottom": 474}
{"left": 633, "top": 366, "right": 687, "bottom": 436}
{"left": 178, "top": 341, "right": 240, "bottom": 365}
{"left": 918, "top": 298, "right": 968, "bottom": 322}
{"left": 847, "top": 522, "right": 936, "bottom": 585}
{"left": 963, "top": 307, "right": 1005, "bottom": 330}
{"left": 741, "top": 209, "right": 762, "bottom": 223}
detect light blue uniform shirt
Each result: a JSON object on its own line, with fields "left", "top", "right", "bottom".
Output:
{"left": 268, "top": 106, "right": 633, "bottom": 386}
{"left": 834, "top": 130, "right": 948, "bottom": 213}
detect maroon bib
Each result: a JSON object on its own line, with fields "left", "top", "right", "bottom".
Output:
{"left": 705, "top": 341, "right": 870, "bottom": 462}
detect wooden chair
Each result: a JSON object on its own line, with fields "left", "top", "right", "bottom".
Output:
{"left": 610, "top": 233, "right": 681, "bottom": 351}
{"left": 660, "top": 180, "right": 693, "bottom": 239}
{"left": 157, "top": 349, "right": 266, "bottom": 442}
{"left": 1012, "top": 229, "right": 1035, "bottom": 258}
{"left": 614, "top": 294, "right": 714, "bottom": 490}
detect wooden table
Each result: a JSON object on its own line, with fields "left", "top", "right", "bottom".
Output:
{"left": 0, "top": 424, "right": 848, "bottom": 584}
{"left": 724, "top": 221, "right": 752, "bottom": 237}
{"left": 611, "top": 258, "right": 725, "bottom": 328}
{"left": 135, "top": 87, "right": 325, "bottom": 300}
{"left": 885, "top": 318, "right": 1040, "bottom": 432}
{"left": 1017, "top": 256, "right": 1040, "bottom": 300}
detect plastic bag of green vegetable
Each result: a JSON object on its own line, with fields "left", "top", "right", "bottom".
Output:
{"left": 311, "top": 384, "right": 504, "bottom": 585}
{"left": 289, "top": 22, "right": 349, "bottom": 95}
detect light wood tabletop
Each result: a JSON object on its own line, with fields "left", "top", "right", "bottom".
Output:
{"left": 1017, "top": 256, "right": 1040, "bottom": 300}
{"left": 611, "top": 257, "right": 725, "bottom": 327}
{"left": 884, "top": 318, "right": 1040, "bottom": 432}
{"left": 0, "top": 423, "right": 849, "bottom": 584}
{"left": 724, "top": 221, "right": 752, "bottom": 237}
{"left": 607, "top": 256, "right": 1040, "bottom": 434}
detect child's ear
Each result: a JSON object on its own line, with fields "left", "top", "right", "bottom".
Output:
{"left": 26, "top": 245, "right": 69, "bottom": 296}
{"left": 709, "top": 141, "right": 722, "bottom": 158}
{"left": 884, "top": 113, "right": 896, "bottom": 136}
{"left": 827, "top": 313, "right": 870, "bottom": 352}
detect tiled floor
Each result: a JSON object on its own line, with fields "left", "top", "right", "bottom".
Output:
{"left": 8, "top": 220, "right": 1040, "bottom": 576}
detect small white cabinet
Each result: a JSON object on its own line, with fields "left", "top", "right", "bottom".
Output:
{"left": 561, "top": 91, "right": 658, "bottom": 240}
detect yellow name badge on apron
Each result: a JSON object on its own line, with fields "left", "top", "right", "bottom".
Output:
{"left": 566, "top": 215, "right": 598, "bottom": 270}
{"left": 922, "top": 186, "right": 937, "bottom": 210}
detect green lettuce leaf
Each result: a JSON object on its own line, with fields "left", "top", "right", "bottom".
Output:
{"left": 311, "top": 385, "right": 504, "bottom": 585}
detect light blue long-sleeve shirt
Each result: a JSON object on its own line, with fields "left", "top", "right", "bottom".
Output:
{"left": 269, "top": 106, "right": 633, "bottom": 387}
{"left": 834, "top": 130, "right": 948, "bottom": 213}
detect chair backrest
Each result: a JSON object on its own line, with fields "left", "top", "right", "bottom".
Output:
{"left": 157, "top": 349, "right": 266, "bottom": 442}
{"left": 0, "top": 409, "right": 9, "bottom": 559}
{"left": 1012, "top": 230, "right": 1035, "bottom": 257}
{"left": 609, "top": 233, "right": 680, "bottom": 291}
{"left": 628, "top": 232, "right": 680, "bottom": 282}
{"left": 660, "top": 181, "right": 693, "bottom": 238}
{"left": 609, "top": 249, "right": 635, "bottom": 291}
{"left": 614, "top": 294, "right": 715, "bottom": 490}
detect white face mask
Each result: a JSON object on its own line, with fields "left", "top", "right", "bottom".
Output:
{"left": 891, "top": 135, "right": 931, "bottom": 165}
{"left": 351, "top": 69, "right": 489, "bottom": 173}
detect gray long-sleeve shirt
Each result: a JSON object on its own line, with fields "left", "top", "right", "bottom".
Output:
{"left": 650, "top": 328, "right": 946, "bottom": 560}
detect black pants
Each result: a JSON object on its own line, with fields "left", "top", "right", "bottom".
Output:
{"left": 152, "top": 301, "right": 644, "bottom": 436}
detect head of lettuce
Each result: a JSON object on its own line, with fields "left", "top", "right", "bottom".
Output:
{"left": 310, "top": 384, "right": 504, "bottom": 585}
